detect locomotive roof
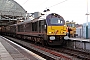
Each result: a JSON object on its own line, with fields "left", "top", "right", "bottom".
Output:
{"left": 9, "top": 24, "right": 17, "bottom": 26}
{"left": 16, "top": 18, "right": 45, "bottom": 25}
{"left": 8, "top": 16, "right": 45, "bottom": 26}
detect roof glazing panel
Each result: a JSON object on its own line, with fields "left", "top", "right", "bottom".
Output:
{"left": 0, "top": 0, "right": 26, "bottom": 16}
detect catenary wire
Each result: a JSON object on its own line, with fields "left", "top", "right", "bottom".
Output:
{"left": 47, "top": 0, "right": 68, "bottom": 8}
{"left": 23, "top": 0, "right": 29, "bottom": 5}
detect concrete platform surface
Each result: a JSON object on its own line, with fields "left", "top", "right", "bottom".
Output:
{"left": 69, "top": 38, "right": 90, "bottom": 42}
{"left": 0, "top": 36, "right": 46, "bottom": 60}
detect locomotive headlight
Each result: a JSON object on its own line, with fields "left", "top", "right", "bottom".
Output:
{"left": 49, "top": 32, "right": 52, "bottom": 34}
{"left": 64, "top": 25, "right": 66, "bottom": 26}
{"left": 49, "top": 36, "right": 55, "bottom": 40}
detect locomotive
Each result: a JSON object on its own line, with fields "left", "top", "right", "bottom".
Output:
{"left": 0, "top": 13, "right": 68, "bottom": 45}
{"left": 66, "top": 21, "right": 76, "bottom": 37}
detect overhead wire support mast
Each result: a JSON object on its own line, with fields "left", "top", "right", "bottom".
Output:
{"left": 86, "top": 0, "right": 89, "bottom": 39}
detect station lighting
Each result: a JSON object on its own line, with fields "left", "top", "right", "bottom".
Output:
{"left": 43, "top": 8, "right": 50, "bottom": 18}
{"left": 43, "top": 10, "right": 47, "bottom": 12}
{"left": 47, "top": 9, "right": 50, "bottom": 11}
{"left": 43, "top": 9, "right": 50, "bottom": 12}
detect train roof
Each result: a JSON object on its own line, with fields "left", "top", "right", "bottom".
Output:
{"left": 7, "top": 17, "right": 45, "bottom": 26}
{"left": 7, "top": 24, "right": 17, "bottom": 27}
{"left": 16, "top": 18, "right": 45, "bottom": 25}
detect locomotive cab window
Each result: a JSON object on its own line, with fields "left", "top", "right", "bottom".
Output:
{"left": 66, "top": 23, "right": 75, "bottom": 27}
{"left": 50, "top": 17, "right": 63, "bottom": 24}
{"left": 72, "top": 24, "right": 75, "bottom": 27}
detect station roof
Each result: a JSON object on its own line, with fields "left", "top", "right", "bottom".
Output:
{"left": 0, "top": 0, "right": 26, "bottom": 16}
{"left": 0, "top": 0, "right": 26, "bottom": 26}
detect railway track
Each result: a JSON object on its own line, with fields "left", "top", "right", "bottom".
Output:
{"left": 47, "top": 46, "right": 90, "bottom": 60}
{"left": 3, "top": 36, "right": 90, "bottom": 60}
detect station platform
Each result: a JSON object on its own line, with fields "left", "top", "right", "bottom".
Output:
{"left": 65, "top": 37, "right": 90, "bottom": 51}
{"left": 69, "top": 37, "right": 90, "bottom": 42}
{"left": 0, "top": 36, "right": 46, "bottom": 60}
